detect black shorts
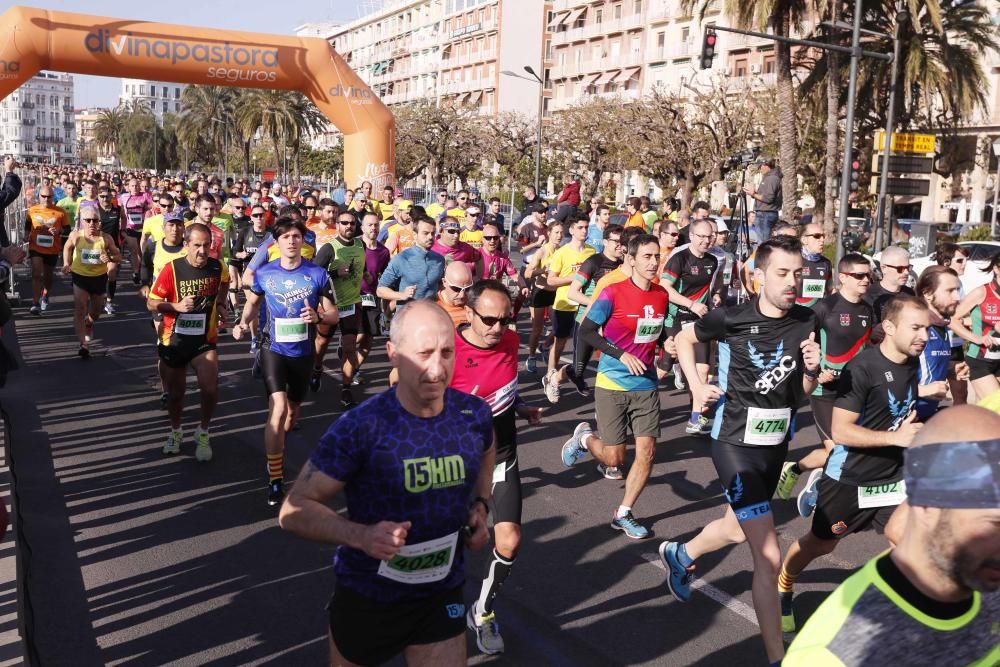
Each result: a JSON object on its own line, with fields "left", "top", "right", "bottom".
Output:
{"left": 327, "top": 584, "right": 465, "bottom": 666}
{"left": 965, "top": 354, "right": 1000, "bottom": 381}
{"left": 810, "top": 394, "right": 835, "bottom": 443}
{"left": 29, "top": 251, "right": 57, "bottom": 267}
{"left": 551, "top": 309, "right": 576, "bottom": 338}
{"left": 333, "top": 307, "right": 361, "bottom": 336}
{"left": 228, "top": 260, "right": 245, "bottom": 276}
{"left": 493, "top": 409, "right": 521, "bottom": 525}
{"left": 260, "top": 349, "right": 313, "bottom": 403}
{"left": 530, "top": 287, "right": 555, "bottom": 309}
{"left": 361, "top": 306, "right": 381, "bottom": 337}
{"left": 950, "top": 345, "right": 964, "bottom": 362}
{"left": 811, "top": 475, "right": 898, "bottom": 540}
{"left": 667, "top": 320, "right": 710, "bottom": 365}
{"left": 71, "top": 272, "right": 108, "bottom": 295}
{"left": 157, "top": 340, "right": 215, "bottom": 369}
{"left": 124, "top": 228, "right": 141, "bottom": 240}
{"left": 711, "top": 441, "right": 788, "bottom": 524}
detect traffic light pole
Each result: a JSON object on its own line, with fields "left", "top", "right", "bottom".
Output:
{"left": 873, "top": 4, "right": 906, "bottom": 253}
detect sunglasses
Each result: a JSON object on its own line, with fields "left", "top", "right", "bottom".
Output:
{"left": 883, "top": 264, "right": 910, "bottom": 273}
{"left": 950, "top": 257, "right": 967, "bottom": 264}
{"left": 232, "top": 205, "right": 246, "bottom": 210}
{"left": 251, "top": 213, "right": 264, "bottom": 218}
{"left": 338, "top": 219, "right": 355, "bottom": 225}
{"left": 483, "top": 235, "right": 500, "bottom": 241}
{"left": 306, "top": 206, "right": 316, "bottom": 210}
{"left": 471, "top": 307, "right": 514, "bottom": 328}
{"left": 458, "top": 197, "right": 468, "bottom": 202}
{"left": 663, "top": 232, "right": 680, "bottom": 237}
{"left": 98, "top": 193, "right": 111, "bottom": 198}
{"left": 39, "top": 194, "right": 53, "bottom": 199}
{"left": 81, "top": 218, "right": 100, "bottom": 223}
{"left": 803, "top": 233, "right": 825, "bottom": 239}
{"left": 442, "top": 228, "right": 458, "bottom": 234}
{"left": 445, "top": 282, "right": 473, "bottom": 294}
{"left": 841, "top": 271, "right": 871, "bottom": 281}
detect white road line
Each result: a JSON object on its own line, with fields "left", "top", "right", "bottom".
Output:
{"left": 643, "top": 553, "right": 759, "bottom": 627}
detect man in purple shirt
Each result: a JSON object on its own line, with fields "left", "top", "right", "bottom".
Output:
{"left": 432, "top": 217, "right": 483, "bottom": 277}
{"left": 358, "top": 211, "right": 391, "bottom": 372}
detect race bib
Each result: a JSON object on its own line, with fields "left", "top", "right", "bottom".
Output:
{"left": 492, "top": 461, "right": 506, "bottom": 485}
{"left": 127, "top": 212, "right": 143, "bottom": 229}
{"left": 743, "top": 407, "right": 791, "bottom": 446}
{"left": 35, "top": 234, "right": 54, "bottom": 248}
{"left": 360, "top": 293, "right": 377, "bottom": 308}
{"left": 246, "top": 245, "right": 258, "bottom": 255}
{"left": 376, "top": 531, "right": 458, "bottom": 585}
{"left": 338, "top": 304, "right": 356, "bottom": 318}
{"left": 634, "top": 317, "right": 664, "bottom": 344}
{"left": 985, "top": 345, "right": 1000, "bottom": 360}
{"left": 275, "top": 317, "right": 308, "bottom": 343}
{"left": 857, "top": 480, "right": 906, "bottom": 509}
{"left": 723, "top": 267, "right": 733, "bottom": 285}
{"left": 81, "top": 248, "right": 103, "bottom": 265}
{"left": 682, "top": 320, "right": 696, "bottom": 331}
{"left": 174, "top": 313, "right": 207, "bottom": 336}
{"left": 802, "top": 278, "right": 826, "bottom": 299}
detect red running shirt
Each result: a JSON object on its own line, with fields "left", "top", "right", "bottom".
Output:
{"left": 450, "top": 326, "right": 519, "bottom": 416}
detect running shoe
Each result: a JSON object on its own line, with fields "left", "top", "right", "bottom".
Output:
{"left": 673, "top": 368, "right": 686, "bottom": 391}
{"left": 542, "top": 369, "right": 560, "bottom": 404}
{"left": 132, "top": 272, "right": 140, "bottom": 286}
{"left": 310, "top": 366, "right": 323, "bottom": 392}
{"left": 77, "top": 344, "right": 90, "bottom": 359}
{"left": 159, "top": 392, "right": 169, "bottom": 409}
{"left": 352, "top": 371, "right": 364, "bottom": 385}
{"left": 104, "top": 301, "right": 116, "bottom": 316}
{"left": 561, "top": 422, "right": 592, "bottom": 467}
{"left": 84, "top": 316, "right": 94, "bottom": 343}
{"left": 28, "top": 304, "right": 40, "bottom": 316}
{"left": 684, "top": 415, "right": 712, "bottom": 435}
{"left": 659, "top": 541, "right": 694, "bottom": 602}
{"left": 569, "top": 370, "right": 591, "bottom": 398}
{"left": 249, "top": 337, "right": 260, "bottom": 354}
{"left": 525, "top": 355, "right": 538, "bottom": 374}
{"left": 341, "top": 388, "right": 356, "bottom": 409}
{"left": 39, "top": 295, "right": 49, "bottom": 312}
{"left": 780, "top": 590, "right": 796, "bottom": 633}
{"left": 797, "top": 469, "right": 823, "bottom": 517}
{"left": 162, "top": 429, "right": 182, "bottom": 455}
{"left": 775, "top": 462, "right": 801, "bottom": 501}
{"left": 467, "top": 605, "right": 504, "bottom": 655}
{"left": 194, "top": 427, "right": 213, "bottom": 462}
{"left": 597, "top": 463, "right": 624, "bottom": 480}
{"left": 267, "top": 479, "right": 285, "bottom": 507}
{"left": 611, "top": 511, "right": 649, "bottom": 539}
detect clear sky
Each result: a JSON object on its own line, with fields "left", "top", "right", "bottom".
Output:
{"left": 4, "top": 0, "right": 361, "bottom": 108}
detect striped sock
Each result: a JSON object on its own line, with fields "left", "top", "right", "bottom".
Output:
{"left": 778, "top": 566, "right": 798, "bottom": 593}
{"left": 267, "top": 453, "right": 284, "bottom": 483}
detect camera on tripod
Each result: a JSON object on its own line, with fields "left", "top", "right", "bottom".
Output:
{"left": 728, "top": 147, "right": 761, "bottom": 169}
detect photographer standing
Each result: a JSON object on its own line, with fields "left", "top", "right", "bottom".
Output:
{"left": 0, "top": 155, "right": 22, "bottom": 248}
{"left": 743, "top": 156, "right": 782, "bottom": 241}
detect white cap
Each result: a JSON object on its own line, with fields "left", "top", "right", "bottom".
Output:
{"left": 715, "top": 220, "right": 729, "bottom": 232}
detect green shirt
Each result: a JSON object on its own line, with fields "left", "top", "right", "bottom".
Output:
{"left": 57, "top": 196, "right": 80, "bottom": 225}
{"left": 210, "top": 215, "right": 233, "bottom": 261}
{"left": 327, "top": 237, "right": 366, "bottom": 308}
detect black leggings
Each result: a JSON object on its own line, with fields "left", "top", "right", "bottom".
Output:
{"left": 572, "top": 322, "right": 595, "bottom": 380}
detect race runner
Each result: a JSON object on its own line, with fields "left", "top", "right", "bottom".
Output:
{"left": 560, "top": 234, "right": 669, "bottom": 539}
{"left": 452, "top": 281, "right": 543, "bottom": 655}
{"left": 948, "top": 250, "right": 1000, "bottom": 401}
{"left": 278, "top": 300, "right": 494, "bottom": 667}
{"left": 356, "top": 211, "right": 391, "bottom": 378}
{"left": 234, "top": 218, "right": 339, "bottom": 506}
{"left": 914, "top": 266, "right": 965, "bottom": 421}
{"left": 97, "top": 185, "right": 126, "bottom": 315}
{"left": 659, "top": 235, "right": 821, "bottom": 666}
{"left": 119, "top": 176, "right": 153, "bottom": 285}
{"left": 26, "top": 186, "right": 68, "bottom": 315}
{"left": 147, "top": 223, "right": 229, "bottom": 462}
{"left": 62, "top": 206, "right": 123, "bottom": 358}
{"left": 522, "top": 217, "right": 560, "bottom": 373}
{"left": 796, "top": 222, "right": 834, "bottom": 307}
{"left": 777, "top": 295, "right": 928, "bottom": 633}
{"left": 230, "top": 203, "right": 271, "bottom": 353}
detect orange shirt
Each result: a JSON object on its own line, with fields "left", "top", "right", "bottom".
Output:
{"left": 388, "top": 225, "right": 416, "bottom": 255}
{"left": 437, "top": 296, "right": 467, "bottom": 328}
{"left": 308, "top": 220, "right": 339, "bottom": 249}
{"left": 27, "top": 204, "right": 68, "bottom": 255}
{"left": 625, "top": 211, "right": 647, "bottom": 230}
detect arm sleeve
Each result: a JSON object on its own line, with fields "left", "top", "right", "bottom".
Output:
{"left": 580, "top": 315, "right": 626, "bottom": 360}
{"left": 694, "top": 307, "right": 728, "bottom": 342}
{"left": 313, "top": 243, "right": 333, "bottom": 269}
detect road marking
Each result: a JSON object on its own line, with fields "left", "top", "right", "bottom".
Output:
{"left": 643, "top": 553, "right": 759, "bottom": 627}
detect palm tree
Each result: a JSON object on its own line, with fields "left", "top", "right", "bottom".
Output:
{"left": 92, "top": 107, "right": 127, "bottom": 168}
{"left": 178, "top": 85, "right": 234, "bottom": 174}
{"left": 235, "top": 89, "right": 327, "bottom": 181}
{"left": 684, "top": 0, "right": 810, "bottom": 221}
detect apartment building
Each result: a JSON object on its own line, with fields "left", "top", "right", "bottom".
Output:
{"left": 75, "top": 108, "right": 115, "bottom": 166}
{"left": 119, "top": 79, "right": 186, "bottom": 124}
{"left": 304, "top": 0, "right": 546, "bottom": 118}
{"left": 0, "top": 71, "right": 76, "bottom": 164}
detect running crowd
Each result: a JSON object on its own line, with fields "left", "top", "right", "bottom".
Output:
{"left": 5, "top": 157, "right": 998, "bottom": 667}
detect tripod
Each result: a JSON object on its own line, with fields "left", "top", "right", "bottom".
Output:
{"left": 726, "top": 167, "right": 754, "bottom": 305}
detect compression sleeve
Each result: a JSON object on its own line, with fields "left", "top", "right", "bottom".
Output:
{"left": 580, "top": 315, "right": 625, "bottom": 360}
{"left": 313, "top": 243, "right": 334, "bottom": 269}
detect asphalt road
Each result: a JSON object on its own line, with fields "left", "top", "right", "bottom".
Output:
{"left": 2, "top": 262, "right": 885, "bottom": 666}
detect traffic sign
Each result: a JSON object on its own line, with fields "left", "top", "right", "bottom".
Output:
{"left": 873, "top": 177, "right": 931, "bottom": 197}
{"left": 876, "top": 155, "right": 934, "bottom": 174}
{"left": 876, "top": 131, "right": 936, "bottom": 154}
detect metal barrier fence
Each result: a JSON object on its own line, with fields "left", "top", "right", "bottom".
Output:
{"left": 3, "top": 168, "right": 37, "bottom": 305}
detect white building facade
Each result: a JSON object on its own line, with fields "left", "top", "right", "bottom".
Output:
{"left": 0, "top": 71, "right": 76, "bottom": 164}
{"left": 119, "top": 79, "right": 185, "bottom": 124}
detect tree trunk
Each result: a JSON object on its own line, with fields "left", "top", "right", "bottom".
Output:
{"left": 823, "top": 2, "right": 842, "bottom": 238}
{"left": 775, "top": 10, "right": 799, "bottom": 222}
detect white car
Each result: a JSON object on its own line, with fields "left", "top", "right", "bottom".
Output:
{"left": 909, "top": 241, "right": 1000, "bottom": 293}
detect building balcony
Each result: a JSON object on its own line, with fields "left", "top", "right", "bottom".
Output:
{"left": 550, "top": 13, "right": 645, "bottom": 44}
{"left": 22, "top": 102, "right": 35, "bottom": 109}
{"left": 62, "top": 105, "right": 73, "bottom": 112}
{"left": 647, "top": 39, "right": 696, "bottom": 61}
{"left": 549, "top": 87, "right": 641, "bottom": 111}
{"left": 727, "top": 72, "right": 778, "bottom": 89}
{"left": 550, "top": 52, "right": 645, "bottom": 79}
{"left": 63, "top": 121, "right": 74, "bottom": 128}
{"left": 22, "top": 119, "right": 36, "bottom": 126}
{"left": 438, "top": 78, "right": 493, "bottom": 95}
{"left": 446, "top": 17, "right": 498, "bottom": 40}
{"left": 440, "top": 49, "right": 498, "bottom": 69}
{"left": 551, "top": 0, "right": 588, "bottom": 11}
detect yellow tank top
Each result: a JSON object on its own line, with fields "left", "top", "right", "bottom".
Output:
{"left": 72, "top": 234, "right": 109, "bottom": 277}
{"left": 152, "top": 241, "right": 188, "bottom": 282}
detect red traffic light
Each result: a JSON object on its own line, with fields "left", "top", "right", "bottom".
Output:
{"left": 851, "top": 159, "right": 861, "bottom": 170}
{"left": 706, "top": 35, "right": 717, "bottom": 46}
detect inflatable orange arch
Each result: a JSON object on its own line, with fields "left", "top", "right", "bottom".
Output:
{"left": 0, "top": 5, "right": 396, "bottom": 187}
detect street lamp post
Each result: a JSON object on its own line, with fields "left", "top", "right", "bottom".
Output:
{"left": 501, "top": 66, "right": 544, "bottom": 192}
{"left": 991, "top": 138, "right": 1000, "bottom": 238}
{"left": 211, "top": 118, "right": 227, "bottom": 178}
{"left": 873, "top": 3, "right": 908, "bottom": 253}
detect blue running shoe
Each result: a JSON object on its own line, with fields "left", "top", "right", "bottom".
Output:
{"left": 797, "top": 469, "right": 823, "bottom": 518}
{"left": 525, "top": 355, "right": 538, "bottom": 374}
{"left": 659, "top": 541, "right": 694, "bottom": 602}
{"left": 560, "top": 421, "right": 592, "bottom": 467}
{"left": 611, "top": 511, "right": 649, "bottom": 539}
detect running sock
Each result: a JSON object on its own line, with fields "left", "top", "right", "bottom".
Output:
{"left": 108, "top": 280, "right": 117, "bottom": 300}
{"left": 690, "top": 411, "right": 701, "bottom": 423}
{"left": 676, "top": 543, "right": 695, "bottom": 568}
{"left": 580, "top": 432, "right": 593, "bottom": 450}
{"left": 615, "top": 505, "right": 631, "bottom": 519}
{"left": 778, "top": 566, "right": 799, "bottom": 593}
{"left": 266, "top": 453, "right": 284, "bottom": 483}
{"left": 477, "top": 548, "right": 515, "bottom": 618}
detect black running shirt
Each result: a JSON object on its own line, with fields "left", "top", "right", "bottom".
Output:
{"left": 797, "top": 254, "right": 833, "bottom": 307}
{"left": 811, "top": 294, "right": 873, "bottom": 397}
{"left": 663, "top": 248, "right": 718, "bottom": 326}
{"left": 695, "top": 299, "right": 817, "bottom": 448}
{"left": 827, "top": 347, "right": 919, "bottom": 485}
